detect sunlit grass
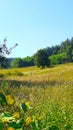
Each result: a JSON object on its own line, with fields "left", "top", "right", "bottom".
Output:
{"left": 0, "top": 63, "right": 73, "bottom": 129}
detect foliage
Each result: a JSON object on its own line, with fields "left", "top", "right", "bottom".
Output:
{"left": 22, "top": 56, "right": 34, "bottom": 67}
{"left": 13, "top": 71, "right": 24, "bottom": 76}
{"left": 66, "top": 46, "right": 73, "bottom": 62}
{"left": 34, "top": 49, "right": 50, "bottom": 68}
{"left": 10, "top": 56, "right": 34, "bottom": 68}
{"left": 10, "top": 58, "right": 23, "bottom": 68}
{"left": 50, "top": 53, "right": 67, "bottom": 65}
{"left": 0, "top": 56, "right": 10, "bottom": 69}
{"left": 44, "top": 37, "right": 73, "bottom": 65}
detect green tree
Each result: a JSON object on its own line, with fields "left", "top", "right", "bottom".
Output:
{"left": 34, "top": 49, "right": 50, "bottom": 68}
{"left": 66, "top": 46, "right": 73, "bottom": 62}
{"left": 0, "top": 56, "right": 10, "bottom": 69}
{"left": 10, "top": 58, "right": 23, "bottom": 68}
{"left": 22, "top": 56, "right": 34, "bottom": 67}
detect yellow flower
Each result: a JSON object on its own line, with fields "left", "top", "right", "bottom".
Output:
{"left": 7, "top": 127, "right": 15, "bottom": 130}
{"left": 25, "top": 117, "right": 31, "bottom": 126}
{"left": 12, "top": 112, "right": 20, "bottom": 119}
{"left": 25, "top": 102, "right": 31, "bottom": 108}
{"left": 6, "top": 95, "right": 15, "bottom": 105}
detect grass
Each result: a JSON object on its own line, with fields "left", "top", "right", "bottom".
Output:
{"left": 0, "top": 63, "right": 73, "bottom": 129}
{"left": 0, "top": 63, "right": 73, "bottom": 86}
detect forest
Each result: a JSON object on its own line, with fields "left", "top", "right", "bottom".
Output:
{"left": 0, "top": 37, "right": 73, "bottom": 69}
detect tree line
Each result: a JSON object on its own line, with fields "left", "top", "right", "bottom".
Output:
{"left": 0, "top": 37, "right": 73, "bottom": 69}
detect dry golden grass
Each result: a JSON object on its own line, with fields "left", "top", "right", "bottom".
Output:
{"left": 0, "top": 63, "right": 73, "bottom": 87}
{"left": 0, "top": 63, "right": 73, "bottom": 129}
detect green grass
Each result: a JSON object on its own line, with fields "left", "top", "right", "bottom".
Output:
{"left": 0, "top": 63, "right": 73, "bottom": 129}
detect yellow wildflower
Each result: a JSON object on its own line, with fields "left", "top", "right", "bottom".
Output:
{"left": 25, "top": 117, "right": 31, "bottom": 126}
{"left": 7, "top": 127, "right": 15, "bottom": 130}
{"left": 6, "top": 95, "right": 15, "bottom": 105}
{"left": 25, "top": 102, "right": 31, "bottom": 108}
{"left": 12, "top": 112, "right": 20, "bottom": 119}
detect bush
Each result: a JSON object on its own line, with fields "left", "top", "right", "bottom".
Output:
{"left": 34, "top": 49, "right": 50, "bottom": 68}
{"left": 13, "top": 71, "right": 24, "bottom": 76}
{"left": 0, "top": 73, "right": 4, "bottom": 78}
{"left": 6, "top": 72, "right": 12, "bottom": 76}
{"left": 50, "top": 53, "right": 67, "bottom": 65}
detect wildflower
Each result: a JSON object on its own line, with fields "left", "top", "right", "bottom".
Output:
{"left": 25, "top": 102, "right": 31, "bottom": 108}
{"left": 7, "top": 127, "right": 15, "bottom": 130}
{"left": 12, "top": 112, "right": 20, "bottom": 119}
{"left": 25, "top": 117, "right": 32, "bottom": 126}
{"left": 6, "top": 95, "right": 15, "bottom": 105}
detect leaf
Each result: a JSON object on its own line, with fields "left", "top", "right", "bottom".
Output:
{"left": 4, "top": 112, "right": 12, "bottom": 117}
{"left": 21, "top": 103, "right": 28, "bottom": 112}
{"left": 0, "top": 122, "right": 4, "bottom": 130}
{"left": 31, "top": 119, "right": 40, "bottom": 130}
{"left": 1, "top": 116, "right": 15, "bottom": 123}
{"left": 9, "top": 118, "right": 24, "bottom": 129}
{"left": 49, "top": 125, "right": 59, "bottom": 130}
{"left": 31, "top": 121, "right": 37, "bottom": 130}
{"left": 0, "top": 93, "right": 7, "bottom": 106}
{"left": 1, "top": 81, "right": 7, "bottom": 87}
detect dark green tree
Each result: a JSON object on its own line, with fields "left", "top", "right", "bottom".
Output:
{"left": 70, "top": 37, "right": 73, "bottom": 49}
{"left": 66, "top": 46, "right": 73, "bottom": 62}
{"left": 0, "top": 56, "right": 10, "bottom": 69}
{"left": 34, "top": 49, "right": 50, "bottom": 68}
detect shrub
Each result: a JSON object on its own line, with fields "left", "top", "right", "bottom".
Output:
{"left": 0, "top": 73, "right": 4, "bottom": 78}
{"left": 13, "top": 71, "right": 24, "bottom": 76}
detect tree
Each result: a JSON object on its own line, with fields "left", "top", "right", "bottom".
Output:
{"left": 10, "top": 58, "right": 23, "bottom": 68}
{"left": 22, "top": 56, "right": 34, "bottom": 67}
{"left": 0, "top": 37, "right": 18, "bottom": 68}
{"left": 34, "top": 49, "right": 50, "bottom": 68}
{"left": 0, "top": 56, "right": 10, "bottom": 69}
{"left": 66, "top": 46, "right": 73, "bottom": 62}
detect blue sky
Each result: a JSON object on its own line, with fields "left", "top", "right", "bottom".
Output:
{"left": 0, "top": 0, "right": 73, "bottom": 58}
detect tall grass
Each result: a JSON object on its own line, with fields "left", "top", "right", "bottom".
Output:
{"left": 0, "top": 63, "right": 73, "bottom": 129}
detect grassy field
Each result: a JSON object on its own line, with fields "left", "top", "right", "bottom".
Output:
{"left": 0, "top": 63, "right": 73, "bottom": 130}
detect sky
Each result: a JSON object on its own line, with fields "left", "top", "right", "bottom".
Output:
{"left": 0, "top": 0, "right": 73, "bottom": 58}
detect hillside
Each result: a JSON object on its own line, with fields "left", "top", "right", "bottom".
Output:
{"left": 0, "top": 63, "right": 73, "bottom": 129}
{"left": 7, "top": 37, "right": 73, "bottom": 69}
{"left": 0, "top": 63, "right": 73, "bottom": 87}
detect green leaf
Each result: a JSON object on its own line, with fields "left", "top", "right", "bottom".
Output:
{"left": 1, "top": 81, "right": 7, "bottom": 87}
{"left": 4, "top": 112, "right": 12, "bottom": 117}
{"left": 21, "top": 103, "right": 28, "bottom": 112}
{"left": 9, "top": 118, "right": 24, "bottom": 129}
{"left": 0, "top": 122, "right": 4, "bottom": 130}
{"left": 31, "top": 120, "right": 40, "bottom": 130}
{"left": 0, "top": 93, "right": 7, "bottom": 106}
{"left": 49, "top": 125, "right": 59, "bottom": 130}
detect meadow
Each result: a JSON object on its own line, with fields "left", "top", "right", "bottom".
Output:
{"left": 0, "top": 63, "right": 73, "bottom": 130}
